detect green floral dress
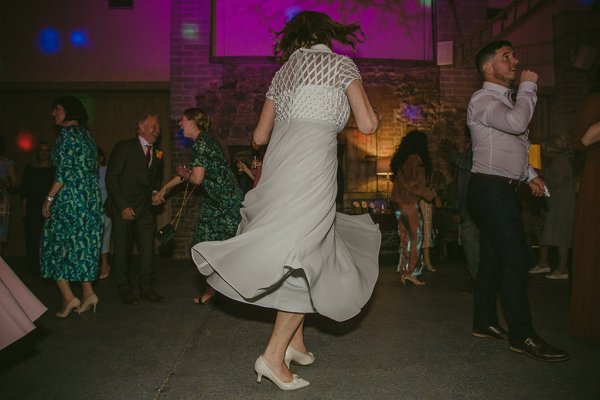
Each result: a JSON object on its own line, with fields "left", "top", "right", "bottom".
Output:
{"left": 191, "top": 133, "right": 242, "bottom": 245}
{"left": 41, "top": 126, "right": 103, "bottom": 281}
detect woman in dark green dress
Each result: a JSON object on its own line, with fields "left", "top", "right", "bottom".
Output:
{"left": 41, "top": 96, "right": 103, "bottom": 318}
{"left": 154, "top": 108, "right": 242, "bottom": 303}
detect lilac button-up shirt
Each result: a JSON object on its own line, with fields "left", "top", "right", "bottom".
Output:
{"left": 468, "top": 81, "right": 538, "bottom": 182}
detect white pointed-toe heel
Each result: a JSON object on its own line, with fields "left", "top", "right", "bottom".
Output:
{"left": 284, "top": 346, "right": 315, "bottom": 367}
{"left": 55, "top": 297, "right": 81, "bottom": 318}
{"left": 79, "top": 294, "right": 99, "bottom": 314}
{"left": 254, "top": 356, "right": 309, "bottom": 391}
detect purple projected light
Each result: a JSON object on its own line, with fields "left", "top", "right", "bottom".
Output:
{"left": 38, "top": 27, "right": 62, "bottom": 55}
{"left": 176, "top": 128, "right": 194, "bottom": 147}
{"left": 70, "top": 30, "right": 90, "bottom": 48}
{"left": 213, "top": 0, "right": 433, "bottom": 60}
{"left": 403, "top": 105, "right": 423, "bottom": 122}
{"left": 285, "top": 6, "right": 303, "bottom": 21}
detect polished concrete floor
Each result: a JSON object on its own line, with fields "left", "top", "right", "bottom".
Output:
{"left": 1, "top": 253, "right": 599, "bottom": 400}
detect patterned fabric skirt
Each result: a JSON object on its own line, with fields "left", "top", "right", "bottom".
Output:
{"left": 419, "top": 199, "right": 435, "bottom": 249}
{"left": 192, "top": 201, "right": 241, "bottom": 245}
{"left": 395, "top": 203, "right": 424, "bottom": 277}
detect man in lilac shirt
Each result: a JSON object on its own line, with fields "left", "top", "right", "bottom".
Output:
{"left": 466, "top": 40, "right": 569, "bottom": 362}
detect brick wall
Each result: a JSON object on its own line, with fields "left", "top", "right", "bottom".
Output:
{"left": 552, "top": 11, "right": 600, "bottom": 137}
{"left": 169, "top": 0, "right": 213, "bottom": 258}
{"left": 166, "top": 0, "right": 491, "bottom": 258}
{"left": 169, "top": 1, "right": 600, "bottom": 258}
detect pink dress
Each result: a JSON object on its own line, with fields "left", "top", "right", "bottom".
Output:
{"left": 0, "top": 257, "right": 46, "bottom": 350}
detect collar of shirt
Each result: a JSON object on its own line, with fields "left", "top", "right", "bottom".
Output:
{"left": 138, "top": 135, "right": 152, "bottom": 150}
{"left": 482, "top": 81, "right": 511, "bottom": 94}
{"left": 308, "top": 44, "right": 332, "bottom": 53}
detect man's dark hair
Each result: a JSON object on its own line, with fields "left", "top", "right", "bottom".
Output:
{"left": 475, "top": 40, "right": 512, "bottom": 79}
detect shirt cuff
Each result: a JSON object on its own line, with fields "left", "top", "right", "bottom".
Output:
{"left": 526, "top": 165, "right": 538, "bottom": 182}
{"left": 519, "top": 81, "right": 537, "bottom": 93}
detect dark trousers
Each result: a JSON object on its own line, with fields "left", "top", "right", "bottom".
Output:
{"left": 460, "top": 206, "right": 480, "bottom": 280}
{"left": 467, "top": 176, "right": 535, "bottom": 341}
{"left": 112, "top": 211, "right": 156, "bottom": 293}
{"left": 24, "top": 214, "right": 44, "bottom": 275}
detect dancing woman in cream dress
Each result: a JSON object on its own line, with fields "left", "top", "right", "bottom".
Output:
{"left": 191, "top": 11, "right": 381, "bottom": 391}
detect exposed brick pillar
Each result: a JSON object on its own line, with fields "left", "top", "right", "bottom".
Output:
{"left": 169, "top": 0, "right": 222, "bottom": 258}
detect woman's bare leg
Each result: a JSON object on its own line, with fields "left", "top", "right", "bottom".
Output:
{"left": 56, "top": 279, "right": 76, "bottom": 306}
{"left": 262, "top": 311, "right": 305, "bottom": 382}
{"left": 99, "top": 253, "right": 111, "bottom": 278}
{"left": 289, "top": 319, "right": 308, "bottom": 353}
{"left": 81, "top": 281, "right": 95, "bottom": 301}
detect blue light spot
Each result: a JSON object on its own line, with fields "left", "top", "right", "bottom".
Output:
{"left": 38, "top": 27, "right": 62, "bottom": 55}
{"left": 176, "top": 128, "right": 194, "bottom": 147}
{"left": 285, "top": 7, "right": 302, "bottom": 22}
{"left": 70, "top": 30, "right": 89, "bottom": 48}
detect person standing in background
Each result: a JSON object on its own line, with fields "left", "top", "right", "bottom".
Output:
{"left": 447, "top": 127, "right": 479, "bottom": 283}
{"left": 106, "top": 113, "right": 164, "bottom": 305}
{"left": 390, "top": 130, "right": 440, "bottom": 286}
{"left": 528, "top": 134, "right": 575, "bottom": 280}
{"left": 467, "top": 40, "right": 568, "bottom": 361}
{"left": 97, "top": 146, "right": 111, "bottom": 279}
{"left": 41, "top": 96, "right": 103, "bottom": 318}
{"left": 0, "top": 136, "right": 18, "bottom": 257}
{"left": 21, "top": 141, "right": 54, "bottom": 275}
{"left": 569, "top": 86, "right": 600, "bottom": 341}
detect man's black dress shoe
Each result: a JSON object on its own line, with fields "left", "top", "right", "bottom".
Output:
{"left": 472, "top": 325, "right": 509, "bottom": 340}
{"left": 119, "top": 290, "right": 139, "bottom": 305}
{"left": 509, "top": 336, "right": 570, "bottom": 362}
{"left": 140, "top": 290, "right": 165, "bottom": 303}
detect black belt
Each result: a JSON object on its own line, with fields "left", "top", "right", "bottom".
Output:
{"left": 471, "top": 172, "right": 524, "bottom": 189}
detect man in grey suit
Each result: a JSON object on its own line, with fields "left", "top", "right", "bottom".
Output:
{"left": 106, "top": 113, "right": 164, "bottom": 304}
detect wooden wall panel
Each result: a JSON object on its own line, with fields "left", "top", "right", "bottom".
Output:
{"left": 0, "top": 86, "right": 170, "bottom": 257}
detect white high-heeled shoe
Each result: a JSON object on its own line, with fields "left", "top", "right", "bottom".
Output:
{"left": 55, "top": 297, "right": 81, "bottom": 318}
{"left": 254, "top": 356, "right": 309, "bottom": 391}
{"left": 284, "top": 346, "right": 315, "bottom": 367}
{"left": 79, "top": 294, "right": 99, "bottom": 314}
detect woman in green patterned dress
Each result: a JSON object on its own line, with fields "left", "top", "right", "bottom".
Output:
{"left": 41, "top": 96, "right": 103, "bottom": 318}
{"left": 154, "top": 108, "right": 242, "bottom": 304}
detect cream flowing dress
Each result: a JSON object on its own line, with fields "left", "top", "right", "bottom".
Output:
{"left": 192, "top": 44, "right": 380, "bottom": 322}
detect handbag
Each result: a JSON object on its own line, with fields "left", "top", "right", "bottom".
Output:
{"left": 156, "top": 179, "right": 196, "bottom": 244}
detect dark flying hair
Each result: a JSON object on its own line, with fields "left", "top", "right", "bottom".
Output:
{"left": 273, "top": 11, "right": 363, "bottom": 63}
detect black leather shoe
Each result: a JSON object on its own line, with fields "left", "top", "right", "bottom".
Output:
{"left": 509, "top": 336, "right": 570, "bottom": 362}
{"left": 472, "top": 325, "right": 509, "bottom": 340}
{"left": 119, "top": 290, "right": 139, "bottom": 305}
{"left": 140, "top": 290, "right": 165, "bottom": 303}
